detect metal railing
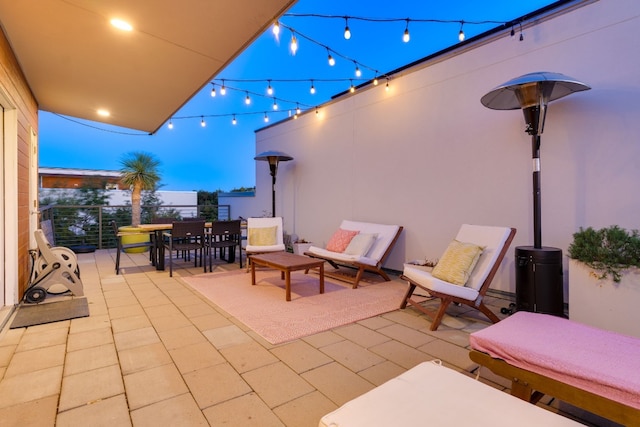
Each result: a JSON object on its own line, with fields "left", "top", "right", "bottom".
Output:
{"left": 39, "top": 204, "right": 231, "bottom": 249}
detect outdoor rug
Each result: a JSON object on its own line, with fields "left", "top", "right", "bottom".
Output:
{"left": 182, "top": 270, "right": 408, "bottom": 344}
{"left": 10, "top": 297, "right": 89, "bottom": 329}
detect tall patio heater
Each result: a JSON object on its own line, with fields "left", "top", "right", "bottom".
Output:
{"left": 254, "top": 150, "right": 293, "bottom": 217}
{"left": 481, "top": 72, "right": 590, "bottom": 316}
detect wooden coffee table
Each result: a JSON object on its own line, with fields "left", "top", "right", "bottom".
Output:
{"left": 249, "top": 252, "right": 324, "bottom": 301}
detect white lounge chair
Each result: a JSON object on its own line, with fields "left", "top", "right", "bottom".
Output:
{"left": 400, "top": 224, "right": 516, "bottom": 331}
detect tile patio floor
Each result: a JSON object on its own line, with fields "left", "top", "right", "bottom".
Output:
{"left": 0, "top": 249, "right": 618, "bottom": 426}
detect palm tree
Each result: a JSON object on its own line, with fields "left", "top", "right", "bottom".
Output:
{"left": 119, "top": 151, "right": 161, "bottom": 227}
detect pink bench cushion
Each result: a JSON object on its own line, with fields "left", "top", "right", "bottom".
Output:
{"left": 470, "top": 311, "right": 640, "bottom": 410}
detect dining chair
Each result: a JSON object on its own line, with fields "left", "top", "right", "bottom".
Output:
{"left": 208, "top": 220, "right": 242, "bottom": 270}
{"left": 111, "top": 220, "right": 155, "bottom": 274}
{"left": 163, "top": 220, "right": 207, "bottom": 277}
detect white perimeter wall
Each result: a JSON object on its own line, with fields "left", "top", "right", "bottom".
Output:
{"left": 246, "top": 0, "right": 640, "bottom": 297}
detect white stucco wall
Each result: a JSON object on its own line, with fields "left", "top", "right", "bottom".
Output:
{"left": 245, "top": 0, "right": 640, "bottom": 297}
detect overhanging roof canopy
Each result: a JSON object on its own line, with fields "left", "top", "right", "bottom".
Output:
{"left": 0, "top": 0, "right": 296, "bottom": 133}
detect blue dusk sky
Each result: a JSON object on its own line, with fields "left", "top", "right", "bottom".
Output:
{"left": 38, "top": 0, "right": 557, "bottom": 192}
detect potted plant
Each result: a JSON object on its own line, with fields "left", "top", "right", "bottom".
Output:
{"left": 567, "top": 225, "right": 640, "bottom": 337}
{"left": 292, "top": 238, "right": 313, "bottom": 255}
{"left": 118, "top": 151, "right": 161, "bottom": 252}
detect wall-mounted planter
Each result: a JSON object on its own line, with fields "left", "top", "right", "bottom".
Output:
{"left": 568, "top": 259, "right": 640, "bottom": 338}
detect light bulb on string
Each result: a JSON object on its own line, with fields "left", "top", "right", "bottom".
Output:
{"left": 210, "top": 84, "right": 216, "bottom": 97}
{"left": 327, "top": 50, "right": 335, "bottom": 66}
{"left": 458, "top": 21, "right": 465, "bottom": 41}
{"left": 344, "top": 18, "right": 351, "bottom": 40}
{"left": 272, "top": 21, "right": 280, "bottom": 39}
{"left": 220, "top": 80, "right": 226, "bottom": 95}
{"left": 245, "top": 92, "right": 251, "bottom": 105}
{"left": 296, "top": 104, "right": 301, "bottom": 115}
{"left": 168, "top": 120, "right": 173, "bottom": 130}
{"left": 200, "top": 116, "right": 206, "bottom": 127}
{"left": 290, "top": 32, "right": 298, "bottom": 55}
{"left": 354, "top": 62, "right": 361, "bottom": 77}
{"left": 264, "top": 113, "right": 269, "bottom": 123}
{"left": 373, "top": 75, "right": 379, "bottom": 86}
{"left": 310, "top": 80, "right": 316, "bottom": 94}
{"left": 267, "top": 80, "right": 273, "bottom": 95}
{"left": 232, "top": 114, "right": 237, "bottom": 125}
{"left": 385, "top": 79, "right": 390, "bottom": 92}
{"left": 349, "top": 80, "right": 355, "bottom": 93}
{"left": 272, "top": 98, "right": 279, "bottom": 110}
{"left": 403, "top": 20, "right": 410, "bottom": 43}
{"left": 519, "top": 24, "right": 524, "bottom": 41}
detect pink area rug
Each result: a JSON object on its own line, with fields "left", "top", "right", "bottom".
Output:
{"left": 182, "top": 270, "right": 408, "bottom": 344}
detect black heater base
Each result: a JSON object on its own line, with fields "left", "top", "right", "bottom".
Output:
{"left": 514, "top": 246, "right": 564, "bottom": 317}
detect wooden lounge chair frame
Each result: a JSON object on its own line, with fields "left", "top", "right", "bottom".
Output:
{"left": 304, "top": 223, "right": 403, "bottom": 289}
{"left": 400, "top": 226, "right": 516, "bottom": 331}
{"left": 469, "top": 349, "right": 639, "bottom": 425}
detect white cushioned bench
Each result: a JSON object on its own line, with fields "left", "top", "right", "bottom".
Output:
{"left": 319, "top": 360, "right": 581, "bottom": 427}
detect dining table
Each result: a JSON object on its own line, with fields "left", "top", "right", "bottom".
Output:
{"left": 138, "top": 221, "right": 246, "bottom": 271}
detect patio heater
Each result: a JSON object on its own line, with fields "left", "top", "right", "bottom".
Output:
{"left": 254, "top": 150, "right": 293, "bottom": 217}
{"left": 481, "top": 71, "right": 590, "bottom": 316}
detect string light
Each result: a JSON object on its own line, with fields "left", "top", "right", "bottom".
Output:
{"left": 354, "top": 62, "right": 361, "bottom": 77}
{"left": 296, "top": 103, "right": 301, "bottom": 115}
{"left": 267, "top": 80, "right": 274, "bottom": 95}
{"left": 272, "top": 98, "right": 279, "bottom": 110}
{"left": 210, "top": 83, "right": 216, "bottom": 97}
{"left": 519, "top": 23, "right": 524, "bottom": 41}
{"left": 403, "top": 19, "right": 410, "bottom": 43}
{"left": 310, "top": 80, "right": 316, "bottom": 94}
{"left": 327, "top": 49, "right": 335, "bottom": 66}
{"left": 385, "top": 79, "right": 390, "bottom": 92}
{"left": 168, "top": 120, "right": 173, "bottom": 130}
{"left": 220, "top": 80, "right": 226, "bottom": 95}
{"left": 272, "top": 21, "right": 280, "bottom": 39}
{"left": 373, "top": 76, "right": 379, "bottom": 86}
{"left": 290, "top": 32, "right": 298, "bottom": 55}
{"left": 264, "top": 113, "right": 269, "bottom": 123}
{"left": 245, "top": 92, "right": 251, "bottom": 105}
{"left": 232, "top": 114, "right": 237, "bottom": 125}
{"left": 343, "top": 18, "right": 351, "bottom": 40}
{"left": 200, "top": 116, "right": 206, "bottom": 127}
{"left": 458, "top": 21, "right": 465, "bottom": 41}
{"left": 349, "top": 80, "right": 355, "bottom": 93}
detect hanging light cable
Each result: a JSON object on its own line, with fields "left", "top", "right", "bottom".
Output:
{"left": 343, "top": 17, "right": 351, "bottom": 40}
{"left": 403, "top": 19, "right": 410, "bottom": 43}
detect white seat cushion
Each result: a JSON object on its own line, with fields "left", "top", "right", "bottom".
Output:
{"left": 403, "top": 264, "right": 479, "bottom": 301}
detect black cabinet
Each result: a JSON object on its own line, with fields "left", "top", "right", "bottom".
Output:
{"left": 515, "top": 246, "right": 564, "bottom": 317}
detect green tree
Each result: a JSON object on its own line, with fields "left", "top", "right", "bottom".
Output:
{"left": 119, "top": 151, "right": 161, "bottom": 227}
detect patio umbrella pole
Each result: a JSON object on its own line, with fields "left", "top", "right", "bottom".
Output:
{"left": 532, "top": 134, "right": 542, "bottom": 249}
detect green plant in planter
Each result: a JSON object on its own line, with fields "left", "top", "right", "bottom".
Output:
{"left": 568, "top": 225, "right": 640, "bottom": 283}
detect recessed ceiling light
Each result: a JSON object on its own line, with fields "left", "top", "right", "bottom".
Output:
{"left": 97, "top": 109, "right": 110, "bottom": 117}
{"left": 110, "top": 19, "right": 133, "bottom": 31}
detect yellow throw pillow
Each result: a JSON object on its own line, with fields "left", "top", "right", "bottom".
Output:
{"left": 431, "top": 240, "right": 484, "bottom": 285}
{"left": 248, "top": 226, "right": 277, "bottom": 246}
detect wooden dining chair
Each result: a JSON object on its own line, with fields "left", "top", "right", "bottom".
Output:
{"left": 163, "top": 220, "right": 207, "bottom": 277}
